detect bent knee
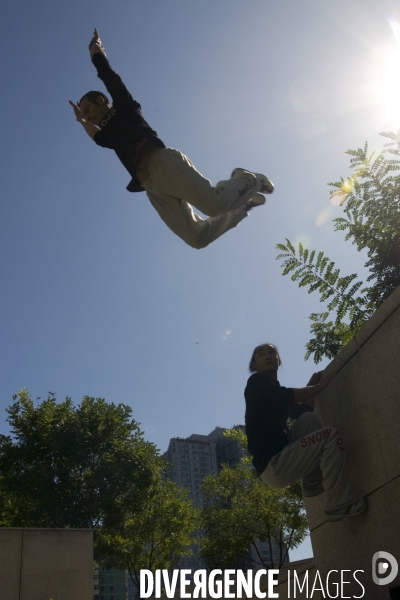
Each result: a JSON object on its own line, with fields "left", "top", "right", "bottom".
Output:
{"left": 187, "top": 238, "right": 210, "bottom": 250}
{"left": 184, "top": 230, "right": 211, "bottom": 249}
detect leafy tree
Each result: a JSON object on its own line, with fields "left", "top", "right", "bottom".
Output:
{"left": 0, "top": 389, "right": 163, "bottom": 553}
{"left": 199, "top": 429, "right": 308, "bottom": 570}
{"left": 276, "top": 131, "right": 400, "bottom": 363}
{"left": 96, "top": 478, "right": 197, "bottom": 593}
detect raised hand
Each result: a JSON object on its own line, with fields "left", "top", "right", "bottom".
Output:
{"left": 88, "top": 28, "right": 106, "bottom": 57}
{"left": 69, "top": 100, "right": 84, "bottom": 122}
{"left": 89, "top": 28, "right": 100, "bottom": 49}
{"left": 306, "top": 371, "right": 323, "bottom": 386}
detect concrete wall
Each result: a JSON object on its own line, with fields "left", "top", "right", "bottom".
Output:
{"left": 0, "top": 528, "right": 93, "bottom": 600}
{"left": 305, "top": 284, "right": 400, "bottom": 599}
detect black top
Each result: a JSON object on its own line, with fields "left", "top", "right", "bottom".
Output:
{"left": 244, "top": 373, "right": 312, "bottom": 475}
{"left": 91, "top": 53, "right": 166, "bottom": 193}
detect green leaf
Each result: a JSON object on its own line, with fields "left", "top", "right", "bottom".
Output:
{"left": 276, "top": 130, "right": 400, "bottom": 362}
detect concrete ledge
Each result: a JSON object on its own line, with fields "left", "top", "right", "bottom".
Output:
{"left": 309, "top": 476, "right": 400, "bottom": 598}
{"left": 323, "top": 284, "right": 400, "bottom": 377}
{"left": 354, "top": 284, "right": 400, "bottom": 351}
{"left": 306, "top": 284, "right": 400, "bottom": 598}
{"left": 0, "top": 528, "right": 93, "bottom": 600}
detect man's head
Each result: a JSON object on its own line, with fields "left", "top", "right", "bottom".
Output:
{"left": 249, "top": 343, "right": 281, "bottom": 374}
{"left": 78, "top": 91, "right": 110, "bottom": 125}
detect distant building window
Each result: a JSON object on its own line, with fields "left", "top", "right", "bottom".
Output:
{"left": 94, "top": 585, "right": 99, "bottom": 590}
{"left": 110, "top": 586, "right": 114, "bottom": 591}
{"left": 100, "top": 577, "right": 104, "bottom": 582}
{"left": 110, "top": 576, "right": 114, "bottom": 582}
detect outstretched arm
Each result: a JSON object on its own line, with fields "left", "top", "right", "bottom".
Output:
{"left": 89, "top": 30, "right": 138, "bottom": 108}
{"left": 68, "top": 30, "right": 106, "bottom": 139}
{"left": 292, "top": 372, "right": 335, "bottom": 409}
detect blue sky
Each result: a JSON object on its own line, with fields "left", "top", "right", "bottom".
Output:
{"left": 1, "top": 0, "right": 400, "bottom": 561}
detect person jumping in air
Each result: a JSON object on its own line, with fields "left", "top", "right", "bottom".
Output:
{"left": 69, "top": 30, "right": 274, "bottom": 249}
{"left": 245, "top": 343, "right": 368, "bottom": 522}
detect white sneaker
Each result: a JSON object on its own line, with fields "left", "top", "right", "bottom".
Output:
{"left": 244, "top": 193, "right": 266, "bottom": 212}
{"left": 325, "top": 497, "right": 368, "bottom": 522}
{"left": 231, "top": 167, "right": 274, "bottom": 194}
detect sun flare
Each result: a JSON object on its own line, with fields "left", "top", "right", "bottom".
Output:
{"left": 375, "top": 19, "right": 400, "bottom": 125}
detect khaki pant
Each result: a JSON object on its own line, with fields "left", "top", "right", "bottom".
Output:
{"left": 140, "top": 148, "right": 262, "bottom": 249}
{"left": 260, "top": 412, "right": 355, "bottom": 511}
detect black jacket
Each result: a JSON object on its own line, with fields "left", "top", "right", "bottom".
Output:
{"left": 244, "top": 373, "right": 312, "bottom": 475}
{"left": 91, "top": 53, "right": 165, "bottom": 193}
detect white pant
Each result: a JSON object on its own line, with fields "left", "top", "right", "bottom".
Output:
{"left": 140, "top": 148, "right": 262, "bottom": 249}
{"left": 260, "top": 413, "right": 355, "bottom": 511}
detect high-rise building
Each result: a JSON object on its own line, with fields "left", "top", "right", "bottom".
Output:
{"left": 189, "top": 425, "right": 247, "bottom": 469}
{"left": 163, "top": 425, "right": 288, "bottom": 571}
{"left": 162, "top": 431, "right": 220, "bottom": 571}
{"left": 127, "top": 573, "right": 140, "bottom": 600}
{"left": 93, "top": 566, "right": 127, "bottom": 600}
{"left": 163, "top": 433, "right": 219, "bottom": 506}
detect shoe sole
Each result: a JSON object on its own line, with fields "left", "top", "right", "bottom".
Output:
{"left": 249, "top": 193, "right": 266, "bottom": 206}
{"left": 231, "top": 168, "right": 274, "bottom": 194}
{"left": 245, "top": 193, "right": 266, "bottom": 211}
